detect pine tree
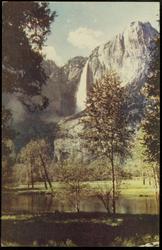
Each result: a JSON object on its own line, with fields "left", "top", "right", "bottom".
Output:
{"left": 2, "top": 106, "right": 16, "bottom": 184}
{"left": 2, "top": 1, "right": 56, "bottom": 105}
{"left": 2, "top": 2, "right": 56, "bottom": 184}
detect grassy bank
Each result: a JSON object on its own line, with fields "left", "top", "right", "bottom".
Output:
{"left": 3, "top": 178, "right": 157, "bottom": 197}
{"left": 1, "top": 213, "right": 159, "bottom": 247}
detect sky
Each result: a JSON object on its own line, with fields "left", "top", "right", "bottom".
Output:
{"left": 43, "top": 1, "right": 160, "bottom": 66}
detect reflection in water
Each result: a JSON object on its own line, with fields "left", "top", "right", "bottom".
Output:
{"left": 2, "top": 192, "right": 159, "bottom": 215}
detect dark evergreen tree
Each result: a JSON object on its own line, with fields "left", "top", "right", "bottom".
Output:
{"left": 142, "top": 37, "right": 160, "bottom": 165}
{"left": 2, "top": 1, "right": 56, "bottom": 102}
{"left": 2, "top": 1, "right": 56, "bottom": 184}
{"left": 141, "top": 36, "right": 160, "bottom": 191}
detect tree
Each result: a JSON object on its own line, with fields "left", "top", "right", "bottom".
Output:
{"left": 55, "top": 162, "right": 90, "bottom": 213}
{"left": 2, "top": 139, "right": 16, "bottom": 186}
{"left": 2, "top": 1, "right": 56, "bottom": 185}
{"left": 14, "top": 117, "right": 59, "bottom": 153}
{"left": 142, "top": 37, "right": 160, "bottom": 166}
{"left": 2, "top": 1, "right": 56, "bottom": 109}
{"left": 91, "top": 183, "right": 112, "bottom": 214}
{"left": 17, "top": 139, "right": 54, "bottom": 192}
{"left": 2, "top": 106, "right": 15, "bottom": 156}
{"left": 141, "top": 36, "right": 160, "bottom": 198}
{"left": 124, "top": 129, "right": 154, "bottom": 184}
{"left": 2, "top": 106, "right": 16, "bottom": 185}
{"left": 82, "top": 71, "right": 134, "bottom": 214}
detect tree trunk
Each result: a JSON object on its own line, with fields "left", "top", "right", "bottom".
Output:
{"left": 142, "top": 172, "right": 146, "bottom": 185}
{"left": 107, "top": 207, "right": 110, "bottom": 214}
{"left": 76, "top": 199, "right": 80, "bottom": 213}
{"left": 44, "top": 179, "right": 48, "bottom": 190}
{"left": 110, "top": 138, "right": 116, "bottom": 215}
{"left": 111, "top": 158, "right": 116, "bottom": 214}
{"left": 39, "top": 154, "right": 54, "bottom": 193}
{"left": 143, "top": 178, "right": 145, "bottom": 185}
{"left": 76, "top": 205, "right": 80, "bottom": 213}
{"left": 40, "top": 168, "right": 48, "bottom": 190}
{"left": 106, "top": 201, "right": 110, "bottom": 214}
{"left": 30, "top": 162, "right": 34, "bottom": 189}
{"left": 152, "top": 166, "right": 159, "bottom": 203}
{"left": 76, "top": 187, "right": 80, "bottom": 213}
{"left": 27, "top": 168, "right": 30, "bottom": 189}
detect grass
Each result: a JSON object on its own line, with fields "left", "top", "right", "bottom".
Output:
{"left": 1, "top": 214, "right": 34, "bottom": 221}
{"left": 2, "top": 179, "right": 158, "bottom": 247}
{"left": 87, "top": 179, "right": 156, "bottom": 197}
{"left": 1, "top": 212, "right": 159, "bottom": 247}
{"left": 112, "top": 234, "right": 159, "bottom": 247}
{"left": 3, "top": 178, "right": 156, "bottom": 197}
{"left": 119, "top": 179, "right": 156, "bottom": 197}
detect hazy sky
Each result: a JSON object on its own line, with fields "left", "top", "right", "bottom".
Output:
{"left": 43, "top": 1, "right": 160, "bottom": 66}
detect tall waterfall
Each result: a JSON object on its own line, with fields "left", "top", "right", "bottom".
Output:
{"left": 76, "top": 61, "right": 88, "bottom": 112}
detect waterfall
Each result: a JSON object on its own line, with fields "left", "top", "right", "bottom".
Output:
{"left": 76, "top": 61, "right": 88, "bottom": 112}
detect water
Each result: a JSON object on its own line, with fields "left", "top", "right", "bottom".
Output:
{"left": 76, "top": 61, "right": 88, "bottom": 112}
{"left": 1, "top": 192, "right": 159, "bottom": 215}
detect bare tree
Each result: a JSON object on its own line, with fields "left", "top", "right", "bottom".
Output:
{"left": 92, "top": 184, "right": 112, "bottom": 214}
{"left": 56, "top": 162, "right": 90, "bottom": 213}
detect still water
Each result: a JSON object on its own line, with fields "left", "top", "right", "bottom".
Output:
{"left": 2, "top": 192, "right": 159, "bottom": 215}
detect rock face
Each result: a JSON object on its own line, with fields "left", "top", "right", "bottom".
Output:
{"left": 54, "top": 110, "right": 95, "bottom": 164}
{"left": 3, "top": 21, "right": 158, "bottom": 157}
{"left": 54, "top": 111, "right": 85, "bottom": 163}
{"left": 3, "top": 56, "right": 86, "bottom": 150}
{"left": 41, "top": 57, "right": 87, "bottom": 121}
{"left": 60, "top": 56, "right": 87, "bottom": 116}
{"left": 55, "top": 21, "right": 158, "bottom": 162}
{"left": 4, "top": 22, "right": 158, "bottom": 124}
{"left": 88, "top": 21, "right": 157, "bottom": 85}
{"left": 3, "top": 56, "right": 87, "bottom": 125}
{"left": 76, "top": 21, "right": 158, "bottom": 111}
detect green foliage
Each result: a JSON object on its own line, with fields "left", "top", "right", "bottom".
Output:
{"left": 82, "top": 71, "right": 134, "bottom": 161}
{"left": 2, "top": 2, "right": 56, "bottom": 185}
{"left": 18, "top": 139, "right": 51, "bottom": 165}
{"left": 124, "top": 129, "right": 152, "bottom": 177}
{"left": 14, "top": 117, "right": 59, "bottom": 154}
{"left": 2, "top": 106, "right": 15, "bottom": 158}
{"left": 2, "top": 1, "right": 56, "bottom": 108}
{"left": 142, "top": 37, "right": 160, "bottom": 165}
{"left": 82, "top": 71, "right": 134, "bottom": 213}
{"left": 86, "top": 159, "right": 112, "bottom": 181}
{"left": 2, "top": 106, "right": 16, "bottom": 185}
{"left": 16, "top": 139, "right": 52, "bottom": 188}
